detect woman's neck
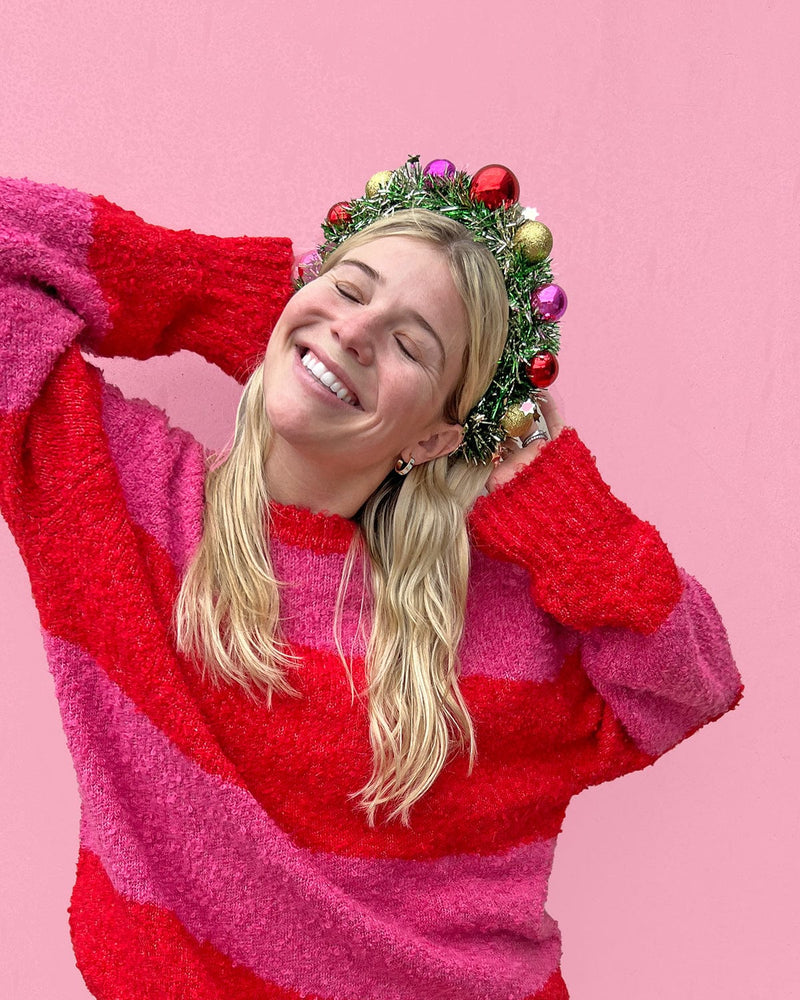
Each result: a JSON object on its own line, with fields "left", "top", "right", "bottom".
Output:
{"left": 264, "top": 438, "right": 389, "bottom": 520}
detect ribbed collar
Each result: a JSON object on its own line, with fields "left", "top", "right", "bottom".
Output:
{"left": 267, "top": 501, "right": 358, "bottom": 555}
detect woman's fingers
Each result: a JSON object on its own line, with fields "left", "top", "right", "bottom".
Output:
{"left": 531, "top": 390, "right": 564, "bottom": 441}
{"left": 486, "top": 391, "right": 567, "bottom": 493}
{"left": 487, "top": 435, "right": 543, "bottom": 490}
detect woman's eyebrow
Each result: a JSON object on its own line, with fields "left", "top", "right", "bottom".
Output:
{"left": 337, "top": 259, "right": 445, "bottom": 367}
{"left": 338, "top": 258, "right": 383, "bottom": 284}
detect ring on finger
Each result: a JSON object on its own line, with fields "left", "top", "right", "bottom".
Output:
{"left": 522, "top": 429, "right": 550, "bottom": 447}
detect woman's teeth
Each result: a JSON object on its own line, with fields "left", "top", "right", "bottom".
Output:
{"left": 301, "top": 350, "right": 359, "bottom": 406}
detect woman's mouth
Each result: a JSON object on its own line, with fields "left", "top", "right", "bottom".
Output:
{"left": 299, "top": 349, "right": 361, "bottom": 407}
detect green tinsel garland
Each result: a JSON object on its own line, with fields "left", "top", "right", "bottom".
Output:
{"left": 296, "top": 155, "right": 561, "bottom": 465}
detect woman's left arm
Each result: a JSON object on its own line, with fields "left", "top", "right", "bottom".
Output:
{"left": 468, "top": 404, "right": 743, "bottom": 757}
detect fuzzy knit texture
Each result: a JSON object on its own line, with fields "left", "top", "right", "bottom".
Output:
{"left": 0, "top": 177, "right": 744, "bottom": 1000}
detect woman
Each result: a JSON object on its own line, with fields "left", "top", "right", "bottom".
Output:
{"left": 0, "top": 170, "right": 743, "bottom": 1000}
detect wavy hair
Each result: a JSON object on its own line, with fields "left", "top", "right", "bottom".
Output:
{"left": 174, "top": 209, "right": 509, "bottom": 826}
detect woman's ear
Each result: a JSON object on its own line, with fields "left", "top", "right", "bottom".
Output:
{"left": 411, "top": 421, "right": 464, "bottom": 465}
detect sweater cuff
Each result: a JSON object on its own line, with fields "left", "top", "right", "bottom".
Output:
{"left": 87, "top": 195, "right": 295, "bottom": 382}
{"left": 468, "top": 427, "right": 683, "bottom": 634}
{"left": 196, "top": 229, "right": 296, "bottom": 380}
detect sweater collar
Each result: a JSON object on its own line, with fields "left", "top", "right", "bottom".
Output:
{"left": 267, "top": 501, "right": 358, "bottom": 555}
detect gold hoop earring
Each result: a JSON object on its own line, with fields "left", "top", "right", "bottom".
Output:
{"left": 394, "top": 456, "right": 415, "bottom": 476}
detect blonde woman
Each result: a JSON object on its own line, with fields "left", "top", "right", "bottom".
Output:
{"left": 0, "top": 173, "right": 742, "bottom": 1000}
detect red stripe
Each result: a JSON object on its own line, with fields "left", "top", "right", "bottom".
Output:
{"left": 268, "top": 499, "right": 356, "bottom": 554}
{"left": 188, "top": 642, "right": 655, "bottom": 858}
{"left": 533, "top": 969, "right": 570, "bottom": 1000}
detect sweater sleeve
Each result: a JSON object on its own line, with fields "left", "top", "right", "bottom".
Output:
{"left": 0, "top": 176, "right": 294, "bottom": 387}
{"left": 468, "top": 427, "right": 744, "bottom": 759}
{"left": 0, "top": 176, "right": 292, "bottom": 633}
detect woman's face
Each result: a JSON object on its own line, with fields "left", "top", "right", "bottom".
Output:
{"left": 262, "top": 236, "right": 469, "bottom": 477}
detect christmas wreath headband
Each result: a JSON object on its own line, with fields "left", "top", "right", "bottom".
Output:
{"left": 294, "top": 155, "right": 565, "bottom": 466}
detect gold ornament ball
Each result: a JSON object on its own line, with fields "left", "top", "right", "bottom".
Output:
{"left": 513, "top": 220, "right": 553, "bottom": 263}
{"left": 365, "top": 171, "right": 393, "bottom": 197}
{"left": 500, "top": 404, "right": 534, "bottom": 439}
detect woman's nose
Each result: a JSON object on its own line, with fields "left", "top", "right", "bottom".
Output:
{"left": 332, "top": 308, "right": 378, "bottom": 364}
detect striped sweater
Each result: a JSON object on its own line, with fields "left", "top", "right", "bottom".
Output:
{"left": 0, "top": 177, "right": 743, "bottom": 1000}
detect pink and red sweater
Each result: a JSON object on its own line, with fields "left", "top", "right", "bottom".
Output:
{"left": 0, "top": 177, "right": 743, "bottom": 1000}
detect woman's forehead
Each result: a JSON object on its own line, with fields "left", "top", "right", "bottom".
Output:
{"left": 346, "top": 238, "right": 463, "bottom": 315}
{"left": 339, "top": 234, "right": 444, "bottom": 270}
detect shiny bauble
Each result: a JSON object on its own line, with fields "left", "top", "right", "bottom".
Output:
{"left": 469, "top": 164, "right": 520, "bottom": 210}
{"left": 423, "top": 159, "right": 456, "bottom": 185}
{"left": 501, "top": 404, "right": 535, "bottom": 439}
{"left": 531, "top": 283, "right": 567, "bottom": 321}
{"left": 326, "top": 202, "right": 352, "bottom": 226}
{"left": 296, "top": 250, "right": 322, "bottom": 282}
{"left": 513, "top": 220, "right": 553, "bottom": 263}
{"left": 365, "top": 171, "right": 393, "bottom": 197}
{"left": 526, "top": 352, "right": 559, "bottom": 389}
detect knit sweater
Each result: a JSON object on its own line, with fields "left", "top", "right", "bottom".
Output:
{"left": 0, "top": 177, "right": 743, "bottom": 1000}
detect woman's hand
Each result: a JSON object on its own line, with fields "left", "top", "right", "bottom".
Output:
{"left": 486, "top": 391, "right": 566, "bottom": 492}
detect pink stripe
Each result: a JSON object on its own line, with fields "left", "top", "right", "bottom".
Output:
{"left": 270, "top": 537, "right": 372, "bottom": 659}
{"left": 0, "top": 180, "right": 109, "bottom": 412}
{"left": 580, "top": 568, "right": 743, "bottom": 755}
{"left": 100, "top": 378, "right": 206, "bottom": 575}
{"left": 45, "top": 629, "right": 562, "bottom": 1000}
{"left": 0, "top": 275, "right": 85, "bottom": 412}
{"left": 461, "top": 551, "right": 578, "bottom": 682}
{"left": 271, "top": 539, "right": 575, "bottom": 684}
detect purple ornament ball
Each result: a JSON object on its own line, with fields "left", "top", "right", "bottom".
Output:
{"left": 531, "top": 283, "right": 568, "bottom": 321}
{"left": 423, "top": 159, "right": 456, "bottom": 186}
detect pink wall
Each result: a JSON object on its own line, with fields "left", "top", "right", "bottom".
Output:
{"left": 1, "top": 1, "right": 796, "bottom": 996}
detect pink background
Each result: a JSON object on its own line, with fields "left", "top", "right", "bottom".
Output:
{"left": 0, "top": 1, "right": 796, "bottom": 997}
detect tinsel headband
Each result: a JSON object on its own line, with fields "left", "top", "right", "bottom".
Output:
{"left": 295, "top": 155, "right": 566, "bottom": 466}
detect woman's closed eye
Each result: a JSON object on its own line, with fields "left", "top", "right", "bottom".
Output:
{"left": 335, "top": 282, "right": 362, "bottom": 303}
{"left": 395, "top": 336, "right": 420, "bottom": 361}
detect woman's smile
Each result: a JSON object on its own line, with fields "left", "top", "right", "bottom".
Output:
{"left": 295, "top": 346, "right": 363, "bottom": 409}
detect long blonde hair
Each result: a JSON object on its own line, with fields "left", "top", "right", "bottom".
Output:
{"left": 174, "top": 209, "right": 509, "bottom": 826}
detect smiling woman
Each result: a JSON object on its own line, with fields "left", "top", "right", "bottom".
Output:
{"left": 0, "top": 175, "right": 743, "bottom": 1000}
{"left": 178, "top": 209, "right": 512, "bottom": 827}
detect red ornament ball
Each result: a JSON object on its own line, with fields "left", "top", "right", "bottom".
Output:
{"left": 469, "top": 164, "right": 520, "bottom": 210}
{"left": 326, "top": 201, "right": 352, "bottom": 226}
{"left": 526, "top": 352, "right": 559, "bottom": 388}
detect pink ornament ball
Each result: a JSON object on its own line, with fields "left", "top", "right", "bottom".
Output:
{"left": 423, "top": 159, "right": 456, "bottom": 185}
{"left": 531, "top": 284, "right": 568, "bottom": 321}
{"left": 297, "top": 250, "right": 322, "bottom": 282}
